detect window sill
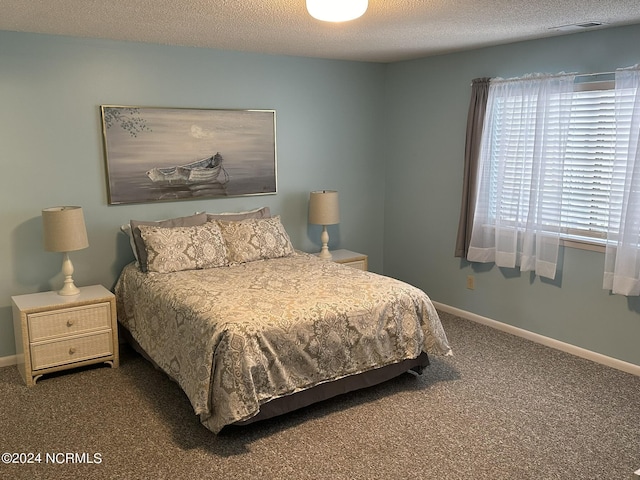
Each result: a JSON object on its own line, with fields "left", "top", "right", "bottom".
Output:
{"left": 561, "top": 238, "right": 605, "bottom": 253}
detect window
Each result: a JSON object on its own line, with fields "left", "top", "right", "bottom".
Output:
{"left": 562, "top": 82, "right": 615, "bottom": 242}
{"left": 485, "top": 78, "right": 635, "bottom": 245}
{"left": 466, "top": 67, "right": 640, "bottom": 293}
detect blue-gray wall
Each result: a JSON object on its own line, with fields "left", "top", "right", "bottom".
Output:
{"left": 2, "top": 24, "right": 639, "bottom": 368}
{"left": 0, "top": 31, "right": 385, "bottom": 357}
{"left": 383, "top": 24, "right": 640, "bottom": 367}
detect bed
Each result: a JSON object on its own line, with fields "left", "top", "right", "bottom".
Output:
{"left": 115, "top": 209, "right": 451, "bottom": 434}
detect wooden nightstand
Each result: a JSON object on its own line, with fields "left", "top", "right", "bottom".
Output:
{"left": 12, "top": 285, "right": 119, "bottom": 386}
{"left": 326, "top": 249, "right": 368, "bottom": 271}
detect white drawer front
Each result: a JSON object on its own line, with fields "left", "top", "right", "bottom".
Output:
{"left": 30, "top": 331, "right": 113, "bottom": 370}
{"left": 28, "top": 303, "right": 111, "bottom": 342}
{"left": 342, "top": 259, "right": 367, "bottom": 270}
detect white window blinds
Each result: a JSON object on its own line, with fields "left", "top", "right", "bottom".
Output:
{"left": 563, "top": 84, "right": 616, "bottom": 240}
{"left": 486, "top": 80, "right": 636, "bottom": 243}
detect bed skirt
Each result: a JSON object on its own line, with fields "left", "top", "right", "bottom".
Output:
{"left": 234, "top": 351, "right": 430, "bottom": 426}
{"left": 120, "top": 324, "right": 429, "bottom": 428}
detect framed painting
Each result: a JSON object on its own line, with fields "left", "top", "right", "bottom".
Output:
{"left": 100, "top": 106, "right": 277, "bottom": 204}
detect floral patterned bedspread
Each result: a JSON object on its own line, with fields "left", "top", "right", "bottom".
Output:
{"left": 115, "top": 252, "right": 451, "bottom": 433}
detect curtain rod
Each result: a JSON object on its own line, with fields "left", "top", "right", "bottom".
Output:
{"left": 576, "top": 65, "right": 640, "bottom": 77}
{"left": 474, "top": 65, "right": 640, "bottom": 86}
{"left": 575, "top": 71, "right": 615, "bottom": 79}
{"left": 487, "top": 71, "right": 612, "bottom": 85}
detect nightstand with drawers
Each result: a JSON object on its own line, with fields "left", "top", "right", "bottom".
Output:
{"left": 325, "top": 249, "right": 368, "bottom": 271}
{"left": 12, "top": 284, "right": 119, "bottom": 386}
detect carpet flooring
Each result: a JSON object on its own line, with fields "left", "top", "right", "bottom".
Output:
{"left": 0, "top": 311, "right": 638, "bottom": 479}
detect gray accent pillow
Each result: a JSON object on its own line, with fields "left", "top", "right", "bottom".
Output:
{"left": 204, "top": 206, "right": 271, "bottom": 222}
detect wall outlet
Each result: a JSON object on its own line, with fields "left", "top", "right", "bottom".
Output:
{"left": 466, "top": 275, "right": 475, "bottom": 290}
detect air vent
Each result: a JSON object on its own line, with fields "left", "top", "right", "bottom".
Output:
{"left": 550, "top": 21, "right": 606, "bottom": 32}
{"left": 576, "top": 21, "right": 605, "bottom": 28}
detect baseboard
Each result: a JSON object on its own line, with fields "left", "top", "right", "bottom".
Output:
{"left": 433, "top": 301, "right": 640, "bottom": 377}
{"left": 0, "top": 355, "right": 17, "bottom": 368}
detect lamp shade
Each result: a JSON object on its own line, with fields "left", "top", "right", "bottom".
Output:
{"left": 309, "top": 190, "right": 340, "bottom": 225}
{"left": 42, "top": 206, "right": 89, "bottom": 253}
{"left": 306, "top": 0, "right": 368, "bottom": 22}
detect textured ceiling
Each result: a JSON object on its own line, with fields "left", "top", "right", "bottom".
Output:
{"left": 2, "top": 0, "right": 640, "bottom": 62}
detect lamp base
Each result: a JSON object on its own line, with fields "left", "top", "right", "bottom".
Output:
{"left": 318, "top": 225, "right": 333, "bottom": 260}
{"left": 318, "top": 245, "right": 333, "bottom": 260}
{"left": 58, "top": 252, "right": 81, "bottom": 296}
{"left": 58, "top": 281, "right": 81, "bottom": 296}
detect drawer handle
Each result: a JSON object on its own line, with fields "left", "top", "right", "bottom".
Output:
{"left": 68, "top": 347, "right": 77, "bottom": 355}
{"left": 67, "top": 320, "right": 74, "bottom": 327}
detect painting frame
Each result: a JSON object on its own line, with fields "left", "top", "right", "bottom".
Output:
{"left": 100, "top": 105, "right": 277, "bottom": 205}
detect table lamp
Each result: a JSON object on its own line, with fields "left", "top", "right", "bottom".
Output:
{"left": 309, "top": 190, "right": 340, "bottom": 259}
{"left": 42, "top": 206, "right": 89, "bottom": 296}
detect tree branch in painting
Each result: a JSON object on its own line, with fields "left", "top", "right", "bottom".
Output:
{"left": 103, "top": 107, "right": 151, "bottom": 137}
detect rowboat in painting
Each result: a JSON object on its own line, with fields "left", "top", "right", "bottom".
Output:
{"left": 146, "top": 152, "right": 229, "bottom": 185}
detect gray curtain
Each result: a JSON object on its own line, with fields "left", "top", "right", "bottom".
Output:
{"left": 455, "top": 77, "right": 490, "bottom": 258}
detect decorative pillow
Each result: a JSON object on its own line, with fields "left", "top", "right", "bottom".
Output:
{"left": 202, "top": 206, "right": 271, "bottom": 222}
{"left": 217, "top": 215, "right": 295, "bottom": 264}
{"left": 138, "top": 221, "right": 228, "bottom": 273}
{"left": 193, "top": 222, "right": 229, "bottom": 270}
{"left": 130, "top": 213, "right": 208, "bottom": 272}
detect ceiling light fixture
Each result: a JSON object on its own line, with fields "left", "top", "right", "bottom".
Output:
{"left": 306, "top": 0, "right": 368, "bottom": 22}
